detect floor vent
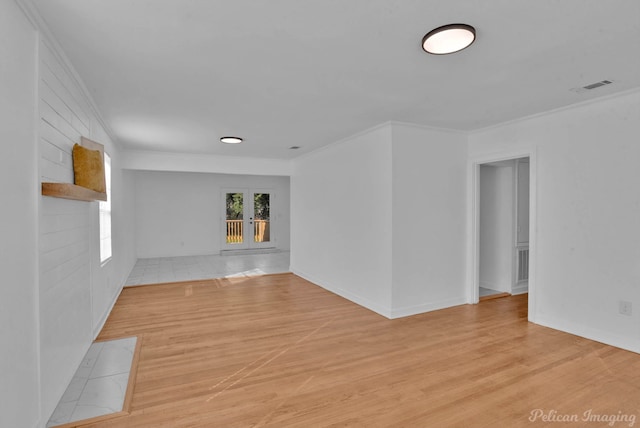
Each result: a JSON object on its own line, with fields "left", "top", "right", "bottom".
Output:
{"left": 517, "top": 248, "right": 529, "bottom": 282}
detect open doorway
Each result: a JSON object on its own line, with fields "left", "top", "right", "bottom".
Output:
{"left": 471, "top": 153, "right": 535, "bottom": 317}
{"left": 478, "top": 158, "right": 529, "bottom": 300}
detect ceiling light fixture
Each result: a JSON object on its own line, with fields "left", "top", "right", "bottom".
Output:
{"left": 220, "top": 136, "right": 243, "bottom": 144}
{"left": 422, "top": 24, "right": 476, "bottom": 55}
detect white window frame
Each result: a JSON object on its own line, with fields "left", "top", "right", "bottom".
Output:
{"left": 99, "top": 153, "right": 112, "bottom": 263}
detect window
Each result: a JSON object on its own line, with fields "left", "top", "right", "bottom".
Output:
{"left": 99, "top": 153, "right": 112, "bottom": 262}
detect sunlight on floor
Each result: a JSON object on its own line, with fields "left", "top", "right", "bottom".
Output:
{"left": 125, "top": 251, "right": 290, "bottom": 286}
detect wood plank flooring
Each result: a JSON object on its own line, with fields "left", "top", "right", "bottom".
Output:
{"left": 85, "top": 273, "right": 640, "bottom": 427}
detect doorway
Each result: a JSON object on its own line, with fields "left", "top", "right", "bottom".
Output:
{"left": 223, "top": 189, "right": 274, "bottom": 250}
{"left": 478, "top": 158, "right": 529, "bottom": 300}
{"left": 470, "top": 153, "right": 536, "bottom": 320}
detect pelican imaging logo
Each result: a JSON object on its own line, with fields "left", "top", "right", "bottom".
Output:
{"left": 529, "top": 409, "right": 636, "bottom": 426}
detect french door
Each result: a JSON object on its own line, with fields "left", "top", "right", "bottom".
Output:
{"left": 222, "top": 189, "right": 274, "bottom": 249}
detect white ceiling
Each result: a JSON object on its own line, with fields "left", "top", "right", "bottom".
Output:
{"left": 31, "top": 0, "right": 640, "bottom": 159}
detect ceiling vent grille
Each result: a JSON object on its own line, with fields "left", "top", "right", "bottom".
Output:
{"left": 583, "top": 80, "right": 613, "bottom": 90}
{"left": 571, "top": 80, "right": 613, "bottom": 93}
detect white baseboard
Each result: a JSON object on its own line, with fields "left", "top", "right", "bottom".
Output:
{"left": 511, "top": 282, "right": 529, "bottom": 295}
{"left": 92, "top": 273, "right": 127, "bottom": 339}
{"left": 291, "top": 269, "right": 468, "bottom": 320}
{"left": 479, "top": 280, "right": 511, "bottom": 293}
{"left": 220, "top": 248, "right": 280, "bottom": 256}
{"left": 479, "top": 280, "right": 495, "bottom": 289}
{"left": 93, "top": 288, "right": 122, "bottom": 339}
{"left": 389, "top": 297, "right": 468, "bottom": 319}
{"left": 291, "top": 268, "right": 392, "bottom": 318}
{"left": 534, "top": 314, "right": 640, "bottom": 354}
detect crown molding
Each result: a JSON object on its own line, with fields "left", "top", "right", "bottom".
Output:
{"left": 15, "top": 0, "right": 121, "bottom": 149}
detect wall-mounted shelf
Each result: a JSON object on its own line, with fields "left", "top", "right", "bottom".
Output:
{"left": 41, "top": 136, "right": 107, "bottom": 202}
{"left": 42, "top": 182, "right": 107, "bottom": 202}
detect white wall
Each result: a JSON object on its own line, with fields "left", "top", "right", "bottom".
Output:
{"left": 91, "top": 152, "right": 137, "bottom": 331}
{"left": 479, "top": 164, "right": 514, "bottom": 293}
{"left": 134, "top": 171, "right": 290, "bottom": 258}
{"left": 123, "top": 149, "right": 292, "bottom": 176}
{"left": 291, "top": 124, "right": 394, "bottom": 316}
{"left": 0, "top": 1, "right": 40, "bottom": 427}
{"left": 290, "top": 123, "right": 467, "bottom": 319}
{"left": 37, "top": 25, "right": 136, "bottom": 424}
{"left": 0, "top": 3, "right": 132, "bottom": 424}
{"left": 470, "top": 89, "right": 640, "bottom": 353}
{"left": 390, "top": 124, "right": 467, "bottom": 317}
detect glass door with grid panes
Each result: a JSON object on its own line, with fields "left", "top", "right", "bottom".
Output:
{"left": 222, "top": 189, "right": 273, "bottom": 249}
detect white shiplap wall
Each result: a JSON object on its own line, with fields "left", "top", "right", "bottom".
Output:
{"left": 39, "top": 39, "right": 90, "bottom": 182}
{"left": 38, "top": 35, "right": 135, "bottom": 421}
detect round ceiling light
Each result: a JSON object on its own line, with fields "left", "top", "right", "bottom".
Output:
{"left": 422, "top": 24, "right": 476, "bottom": 55}
{"left": 220, "top": 136, "right": 243, "bottom": 144}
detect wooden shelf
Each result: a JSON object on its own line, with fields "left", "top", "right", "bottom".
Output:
{"left": 41, "top": 137, "right": 107, "bottom": 202}
{"left": 42, "top": 182, "right": 107, "bottom": 202}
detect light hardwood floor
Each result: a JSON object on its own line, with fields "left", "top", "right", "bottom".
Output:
{"left": 86, "top": 273, "right": 640, "bottom": 427}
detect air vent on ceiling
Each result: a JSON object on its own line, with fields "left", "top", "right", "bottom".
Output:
{"left": 571, "top": 80, "right": 613, "bottom": 93}
{"left": 583, "top": 80, "right": 613, "bottom": 90}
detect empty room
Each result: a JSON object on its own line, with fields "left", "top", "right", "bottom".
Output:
{"left": 2, "top": 1, "right": 640, "bottom": 427}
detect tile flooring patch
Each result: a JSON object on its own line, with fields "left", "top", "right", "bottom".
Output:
{"left": 47, "top": 337, "right": 137, "bottom": 428}
{"left": 71, "top": 373, "right": 129, "bottom": 421}
{"left": 90, "top": 337, "right": 136, "bottom": 378}
{"left": 125, "top": 250, "right": 290, "bottom": 286}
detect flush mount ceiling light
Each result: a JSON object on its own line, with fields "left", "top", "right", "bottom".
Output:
{"left": 422, "top": 23, "right": 476, "bottom": 55}
{"left": 220, "top": 136, "right": 243, "bottom": 144}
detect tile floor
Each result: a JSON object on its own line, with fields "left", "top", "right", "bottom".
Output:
{"left": 47, "top": 337, "right": 137, "bottom": 427}
{"left": 125, "top": 250, "right": 291, "bottom": 286}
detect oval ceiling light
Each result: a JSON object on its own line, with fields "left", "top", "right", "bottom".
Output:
{"left": 422, "top": 24, "right": 476, "bottom": 55}
{"left": 220, "top": 136, "right": 243, "bottom": 144}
